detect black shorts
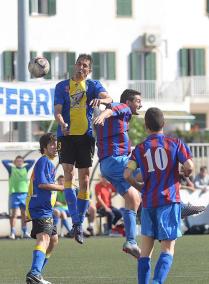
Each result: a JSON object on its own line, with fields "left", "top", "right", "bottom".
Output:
{"left": 31, "top": 217, "right": 57, "bottom": 239}
{"left": 57, "top": 134, "right": 95, "bottom": 168}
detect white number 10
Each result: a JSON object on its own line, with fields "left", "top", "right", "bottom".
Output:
{"left": 144, "top": 147, "right": 168, "bottom": 172}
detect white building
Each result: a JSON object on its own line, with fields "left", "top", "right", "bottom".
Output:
{"left": 0, "top": 0, "right": 209, "bottom": 141}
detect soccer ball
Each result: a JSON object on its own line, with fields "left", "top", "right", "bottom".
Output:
{"left": 28, "top": 56, "right": 50, "bottom": 78}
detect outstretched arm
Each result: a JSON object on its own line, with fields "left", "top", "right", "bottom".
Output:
{"left": 93, "top": 108, "right": 113, "bottom": 126}
{"left": 38, "top": 183, "right": 64, "bottom": 192}
{"left": 90, "top": 92, "right": 113, "bottom": 108}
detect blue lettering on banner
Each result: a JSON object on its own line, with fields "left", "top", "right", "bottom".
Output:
{"left": 36, "top": 89, "right": 50, "bottom": 115}
{"left": 0, "top": 83, "right": 56, "bottom": 120}
{"left": 20, "top": 89, "right": 33, "bottom": 115}
{"left": 6, "top": 88, "right": 17, "bottom": 115}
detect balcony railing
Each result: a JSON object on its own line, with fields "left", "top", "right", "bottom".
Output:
{"left": 128, "top": 76, "right": 209, "bottom": 102}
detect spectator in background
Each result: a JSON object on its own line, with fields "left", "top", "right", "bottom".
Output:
{"left": 95, "top": 176, "right": 123, "bottom": 235}
{"left": 194, "top": 166, "right": 209, "bottom": 196}
{"left": 2, "top": 155, "right": 35, "bottom": 239}
{"left": 53, "top": 175, "right": 73, "bottom": 238}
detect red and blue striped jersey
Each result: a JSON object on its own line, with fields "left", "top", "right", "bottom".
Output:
{"left": 96, "top": 103, "right": 132, "bottom": 161}
{"left": 130, "top": 133, "right": 192, "bottom": 208}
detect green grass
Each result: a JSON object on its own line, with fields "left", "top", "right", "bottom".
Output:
{"left": 0, "top": 235, "right": 209, "bottom": 284}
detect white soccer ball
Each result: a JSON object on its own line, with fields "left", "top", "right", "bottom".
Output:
{"left": 28, "top": 56, "right": 50, "bottom": 78}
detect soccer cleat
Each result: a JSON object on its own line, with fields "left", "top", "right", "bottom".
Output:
{"left": 64, "top": 231, "right": 74, "bottom": 238}
{"left": 73, "top": 224, "right": 84, "bottom": 244}
{"left": 22, "top": 232, "right": 31, "bottom": 239}
{"left": 86, "top": 226, "right": 94, "bottom": 236}
{"left": 9, "top": 233, "right": 15, "bottom": 240}
{"left": 181, "top": 204, "right": 206, "bottom": 219}
{"left": 26, "top": 272, "right": 51, "bottom": 284}
{"left": 122, "top": 241, "right": 141, "bottom": 259}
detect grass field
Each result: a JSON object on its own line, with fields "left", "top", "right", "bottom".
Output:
{"left": 0, "top": 235, "right": 209, "bottom": 284}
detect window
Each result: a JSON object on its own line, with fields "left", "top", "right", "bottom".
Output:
{"left": 116, "top": 0, "right": 132, "bottom": 17}
{"left": 2, "top": 51, "right": 37, "bottom": 81}
{"left": 179, "top": 48, "right": 205, "bottom": 76}
{"left": 92, "top": 52, "right": 116, "bottom": 80}
{"left": 191, "top": 113, "right": 206, "bottom": 129}
{"left": 29, "top": 0, "right": 56, "bottom": 16}
{"left": 207, "top": 0, "right": 209, "bottom": 14}
{"left": 43, "top": 51, "right": 75, "bottom": 80}
{"left": 129, "top": 51, "right": 156, "bottom": 80}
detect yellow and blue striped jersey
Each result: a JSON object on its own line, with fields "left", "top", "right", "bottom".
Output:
{"left": 54, "top": 78, "right": 107, "bottom": 137}
{"left": 26, "top": 155, "right": 57, "bottom": 220}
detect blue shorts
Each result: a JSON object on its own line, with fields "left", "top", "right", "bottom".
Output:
{"left": 9, "top": 193, "right": 27, "bottom": 209}
{"left": 100, "top": 155, "right": 130, "bottom": 196}
{"left": 141, "top": 203, "right": 182, "bottom": 240}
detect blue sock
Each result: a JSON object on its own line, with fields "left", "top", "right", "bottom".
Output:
{"left": 77, "top": 198, "right": 90, "bottom": 224}
{"left": 31, "top": 250, "right": 46, "bottom": 275}
{"left": 41, "top": 256, "right": 49, "bottom": 271}
{"left": 22, "top": 226, "right": 27, "bottom": 235}
{"left": 138, "top": 257, "right": 151, "bottom": 284}
{"left": 123, "top": 209, "right": 137, "bottom": 244}
{"left": 153, "top": 252, "right": 173, "bottom": 283}
{"left": 62, "top": 219, "right": 72, "bottom": 232}
{"left": 11, "top": 227, "right": 16, "bottom": 235}
{"left": 53, "top": 215, "right": 59, "bottom": 225}
{"left": 64, "top": 188, "right": 80, "bottom": 224}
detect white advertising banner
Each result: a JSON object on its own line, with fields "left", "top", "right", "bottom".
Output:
{"left": 0, "top": 81, "right": 58, "bottom": 121}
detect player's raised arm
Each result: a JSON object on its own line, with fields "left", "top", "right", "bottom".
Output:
{"left": 93, "top": 108, "right": 113, "bottom": 126}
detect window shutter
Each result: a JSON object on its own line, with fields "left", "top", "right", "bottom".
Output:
{"left": 48, "top": 0, "right": 56, "bottom": 15}
{"left": 193, "top": 48, "right": 205, "bottom": 76}
{"left": 92, "top": 52, "right": 100, "bottom": 79}
{"left": 144, "top": 52, "right": 156, "bottom": 80}
{"left": 43, "top": 52, "right": 52, "bottom": 79}
{"left": 117, "top": 0, "right": 132, "bottom": 16}
{"left": 179, "top": 48, "right": 189, "bottom": 76}
{"left": 3, "top": 51, "right": 14, "bottom": 81}
{"left": 107, "top": 52, "right": 116, "bottom": 80}
{"left": 30, "top": 51, "right": 37, "bottom": 60}
{"left": 66, "top": 52, "right": 76, "bottom": 78}
{"left": 130, "top": 52, "right": 140, "bottom": 80}
{"left": 29, "top": 0, "right": 32, "bottom": 14}
{"left": 207, "top": 0, "right": 209, "bottom": 13}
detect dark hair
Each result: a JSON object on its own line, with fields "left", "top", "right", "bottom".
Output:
{"left": 39, "top": 133, "right": 56, "bottom": 154}
{"left": 15, "top": 155, "right": 24, "bottom": 160}
{"left": 57, "top": 175, "right": 64, "bottom": 181}
{"left": 120, "top": 89, "right": 141, "bottom": 104}
{"left": 145, "top": 107, "right": 164, "bottom": 131}
{"left": 76, "top": 54, "right": 93, "bottom": 68}
{"left": 200, "top": 166, "right": 207, "bottom": 172}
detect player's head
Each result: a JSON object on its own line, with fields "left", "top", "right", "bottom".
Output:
{"left": 120, "top": 89, "right": 142, "bottom": 115}
{"left": 145, "top": 107, "right": 164, "bottom": 132}
{"left": 14, "top": 155, "right": 24, "bottom": 167}
{"left": 39, "top": 133, "right": 57, "bottom": 158}
{"left": 73, "top": 54, "right": 92, "bottom": 80}
{"left": 57, "top": 174, "right": 65, "bottom": 185}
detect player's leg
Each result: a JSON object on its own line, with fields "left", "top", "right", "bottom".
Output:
{"left": 57, "top": 136, "right": 80, "bottom": 226}
{"left": 19, "top": 193, "right": 30, "bottom": 238}
{"left": 87, "top": 200, "right": 96, "bottom": 235}
{"left": 26, "top": 218, "right": 54, "bottom": 283}
{"left": 100, "top": 155, "right": 141, "bottom": 257}
{"left": 60, "top": 210, "right": 72, "bottom": 233}
{"left": 138, "top": 235, "right": 154, "bottom": 284}
{"left": 9, "top": 193, "right": 19, "bottom": 239}
{"left": 152, "top": 240, "right": 175, "bottom": 284}
{"left": 152, "top": 203, "right": 181, "bottom": 283}
{"left": 74, "top": 135, "right": 95, "bottom": 244}
{"left": 62, "top": 163, "right": 80, "bottom": 225}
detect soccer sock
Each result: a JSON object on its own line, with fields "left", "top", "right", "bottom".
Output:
{"left": 138, "top": 257, "right": 151, "bottom": 284}
{"left": 123, "top": 209, "right": 137, "bottom": 244}
{"left": 62, "top": 219, "right": 72, "bottom": 232}
{"left": 53, "top": 215, "right": 59, "bottom": 225}
{"left": 64, "top": 186, "right": 80, "bottom": 224}
{"left": 30, "top": 246, "right": 46, "bottom": 275}
{"left": 153, "top": 252, "right": 173, "bottom": 283}
{"left": 22, "top": 226, "right": 27, "bottom": 235}
{"left": 77, "top": 191, "right": 90, "bottom": 224}
{"left": 11, "top": 227, "right": 16, "bottom": 235}
{"left": 41, "top": 254, "right": 50, "bottom": 271}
